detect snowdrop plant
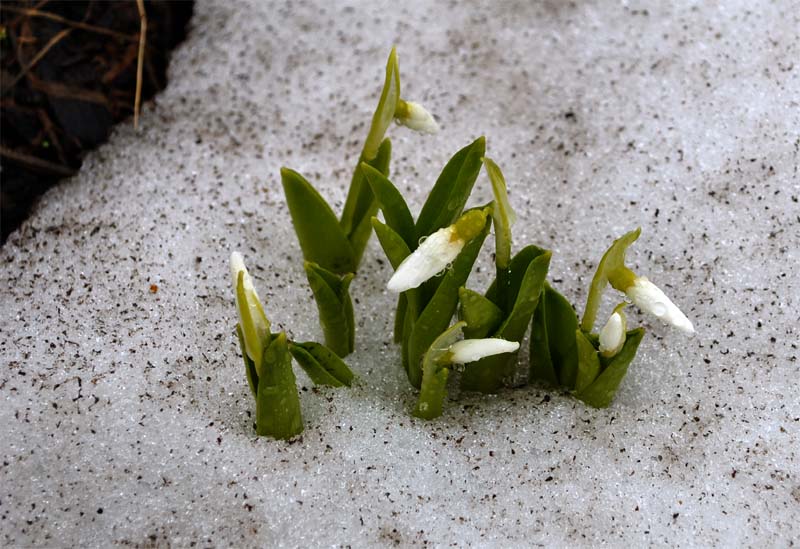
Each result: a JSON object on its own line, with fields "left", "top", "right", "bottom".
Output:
{"left": 413, "top": 322, "right": 520, "bottom": 420}
{"left": 365, "top": 136, "right": 489, "bottom": 389}
{"left": 230, "top": 47, "right": 699, "bottom": 429}
{"left": 231, "top": 252, "right": 354, "bottom": 439}
{"left": 529, "top": 228, "right": 693, "bottom": 407}
{"left": 281, "top": 48, "right": 438, "bottom": 357}
{"left": 457, "top": 158, "right": 551, "bottom": 394}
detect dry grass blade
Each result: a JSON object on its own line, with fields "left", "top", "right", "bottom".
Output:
{"left": 0, "top": 145, "right": 77, "bottom": 177}
{"left": 2, "top": 28, "right": 72, "bottom": 94}
{"left": 134, "top": 0, "right": 147, "bottom": 129}
{"left": 0, "top": 5, "right": 138, "bottom": 42}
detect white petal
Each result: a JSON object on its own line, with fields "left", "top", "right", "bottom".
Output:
{"left": 230, "top": 251, "right": 246, "bottom": 288}
{"left": 230, "top": 251, "right": 260, "bottom": 298}
{"left": 627, "top": 277, "right": 695, "bottom": 334}
{"left": 387, "top": 227, "right": 462, "bottom": 292}
{"left": 397, "top": 101, "right": 439, "bottom": 134}
{"left": 599, "top": 312, "right": 626, "bottom": 356}
{"left": 448, "top": 338, "right": 520, "bottom": 364}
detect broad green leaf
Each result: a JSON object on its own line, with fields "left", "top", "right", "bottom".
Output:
{"left": 574, "top": 330, "right": 601, "bottom": 392}
{"left": 415, "top": 136, "right": 485, "bottom": 238}
{"left": 461, "top": 250, "right": 550, "bottom": 393}
{"left": 362, "top": 163, "right": 416, "bottom": 249}
{"left": 407, "top": 214, "right": 491, "bottom": 388}
{"left": 412, "top": 321, "right": 465, "bottom": 420}
{"left": 255, "top": 332, "right": 304, "bottom": 439}
{"left": 576, "top": 328, "right": 645, "bottom": 408}
{"left": 289, "top": 341, "right": 355, "bottom": 387}
{"left": 529, "top": 283, "right": 579, "bottom": 387}
{"left": 236, "top": 324, "right": 258, "bottom": 398}
{"left": 304, "top": 262, "right": 355, "bottom": 357}
{"left": 362, "top": 48, "right": 400, "bottom": 161}
{"left": 581, "top": 227, "right": 641, "bottom": 332}
{"left": 281, "top": 167, "right": 356, "bottom": 274}
{"left": 343, "top": 138, "right": 392, "bottom": 267}
{"left": 458, "top": 287, "right": 503, "bottom": 339}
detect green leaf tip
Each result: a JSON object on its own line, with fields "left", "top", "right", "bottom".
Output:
{"left": 303, "top": 262, "right": 356, "bottom": 357}
{"left": 289, "top": 341, "right": 355, "bottom": 387}
{"left": 281, "top": 167, "right": 356, "bottom": 274}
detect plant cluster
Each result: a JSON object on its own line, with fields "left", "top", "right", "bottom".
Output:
{"left": 230, "top": 49, "right": 694, "bottom": 439}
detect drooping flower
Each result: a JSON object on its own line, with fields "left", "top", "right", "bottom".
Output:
{"left": 387, "top": 209, "right": 488, "bottom": 293}
{"left": 395, "top": 99, "right": 439, "bottom": 134}
{"left": 598, "top": 305, "right": 627, "bottom": 357}
{"left": 445, "top": 338, "right": 520, "bottom": 364}
{"left": 230, "top": 251, "right": 271, "bottom": 365}
{"left": 623, "top": 276, "right": 695, "bottom": 334}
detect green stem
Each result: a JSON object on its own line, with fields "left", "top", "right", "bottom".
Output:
{"left": 495, "top": 263, "right": 510, "bottom": 314}
{"left": 413, "top": 364, "right": 449, "bottom": 420}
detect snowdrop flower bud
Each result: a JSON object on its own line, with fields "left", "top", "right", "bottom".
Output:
{"left": 230, "top": 252, "right": 271, "bottom": 363}
{"left": 387, "top": 209, "right": 487, "bottom": 293}
{"left": 625, "top": 276, "right": 694, "bottom": 334}
{"left": 446, "top": 338, "right": 520, "bottom": 364}
{"left": 395, "top": 99, "right": 439, "bottom": 134}
{"left": 599, "top": 306, "right": 627, "bottom": 357}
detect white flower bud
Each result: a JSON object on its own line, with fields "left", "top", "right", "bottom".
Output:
{"left": 626, "top": 277, "right": 694, "bottom": 334}
{"left": 599, "top": 310, "right": 626, "bottom": 357}
{"left": 230, "top": 252, "right": 270, "bottom": 363}
{"left": 396, "top": 100, "right": 439, "bottom": 134}
{"left": 387, "top": 209, "right": 487, "bottom": 293}
{"left": 387, "top": 226, "right": 462, "bottom": 292}
{"left": 447, "top": 338, "right": 520, "bottom": 364}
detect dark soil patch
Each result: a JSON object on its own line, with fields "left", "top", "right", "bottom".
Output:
{"left": 1, "top": 0, "right": 193, "bottom": 243}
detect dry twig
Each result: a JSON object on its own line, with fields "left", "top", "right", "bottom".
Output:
{"left": 134, "top": 0, "right": 147, "bottom": 129}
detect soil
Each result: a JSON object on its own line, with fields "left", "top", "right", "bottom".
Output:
{"left": 0, "top": 0, "right": 194, "bottom": 243}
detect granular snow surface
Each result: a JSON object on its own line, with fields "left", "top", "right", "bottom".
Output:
{"left": 1, "top": 1, "right": 798, "bottom": 546}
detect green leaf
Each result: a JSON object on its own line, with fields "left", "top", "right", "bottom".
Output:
{"left": 574, "top": 330, "right": 601, "bottom": 393}
{"left": 529, "top": 283, "right": 579, "bottom": 388}
{"left": 255, "top": 332, "right": 304, "bottom": 439}
{"left": 485, "top": 157, "right": 515, "bottom": 267}
{"left": 581, "top": 227, "right": 641, "bottom": 333}
{"left": 458, "top": 287, "right": 503, "bottom": 339}
{"left": 343, "top": 138, "right": 392, "bottom": 267}
{"left": 412, "top": 321, "right": 466, "bottom": 420}
{"left": 289, "top": 341, "right": 355, "bottom": 387}
{"left": 407, "top": 214, "right": 491, "bottom": 388}
{"left": 362, "top": 163, "right": 416, "bottom": 249}
{"left": 460, "top": 250, "right": 551, "bottom": 393}
{"left": 236, "top": 324, "right": 259, "bottom": 398}
{"left": 304, "top": 262, "right": 355, "bottom": 357}
{"left": 363, "top": 47, "right": 400, "bottom": 161}
{"left": 485, "top": 245, "right": 548, "bottom": 307}
{"left": 496, "top": 250, "right": 550, "bottom": 342}
{"left": 371, "top": 217, "right": 411, "bottom": 269}
{"left": 281, "top": 167, "right": 356, "bottom": 274}
{"left": 576, "top": 328, "right": 645, "bottom": 408}
{"left": 393, "top": 294, "right": 407, "bottom": 344}
{"left": 415, "top": 136, "right": 486, "bottom": 238}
